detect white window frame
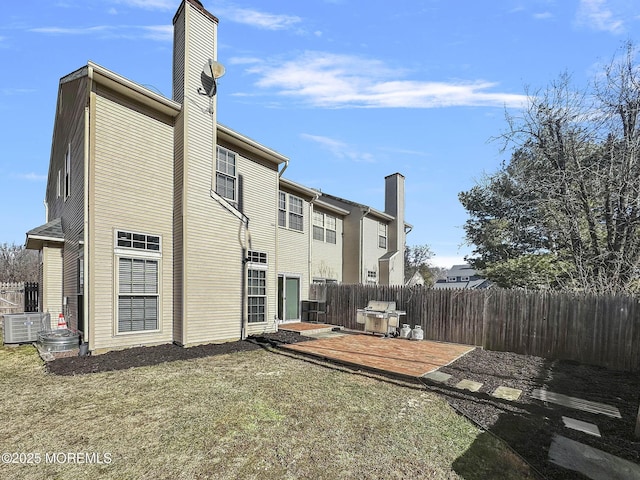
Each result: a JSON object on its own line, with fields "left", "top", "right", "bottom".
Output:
{"left": 64, "top": 144, "right": 71, "bottom": 200}
{"left": 378, "top": 222, "right": 387, "bottom": 249}
{"left": 215, "top": 146, "right": 237, "bottom": 203}
{"left": 278, "top": 192, "right": 287, "bottom": 227}
{"left": 460, "top": 276, "right": 470, "bottom": 282}
{"left": 289, "top": 195, "right": 304, "bottom": 231}
{"left": 278, "top": 192, "right": 305, "bottom": 232}
{"left": 313, "top": 210, "right": 324, "bottom": 241}
{"left": 114, "top": 230, "right": 162, "bottom": 335}
{"left": 325, "top": 215, "right": 337, "bottom": 244}
{"left": 116, "top": 256, "right": 160, "bottom": 334}
{"left": 247, "top": 267, "right": 267, "bottom": 324}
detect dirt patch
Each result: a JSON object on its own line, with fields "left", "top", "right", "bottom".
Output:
{"left": 45, "top": 331, "right": 311, "bottom": 376}
{"left": 433, "top": 348, "right": 640, "bottom": 480}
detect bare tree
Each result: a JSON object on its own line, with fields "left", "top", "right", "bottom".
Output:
{"left": 0, "top": 243, "right": 39, "bottom": 283}
{"left": 461, "top": 42, "right": 640, "bottom": 293}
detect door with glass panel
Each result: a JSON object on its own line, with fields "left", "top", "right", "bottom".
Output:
{"left": 277, "top": 275, "right": 300, "bottom": 323}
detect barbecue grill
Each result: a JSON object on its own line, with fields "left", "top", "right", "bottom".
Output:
{"left": 356, "top": 300, "right": 406, "bottom": 336}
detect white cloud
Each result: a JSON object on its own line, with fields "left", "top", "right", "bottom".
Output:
{"left": 30, "top": 25, "right": 112, "bottom": 35}
{"left": 223, "top": 7, "right": 301, "bottom": 30}
{"left": 1, "top": 88, "right": 37, "bottom": 96}
{"left": 576, "top": 0, "right": 625, "bottom": 34}
{"left": 141, "top": 24, "right": 173, "bottom": 41}
{"left": 533, "top": 11, "right": 553, "bottom": 20}
{"left": 111, "top": 0, "right": 176, "bottom": 10}
{"left": 301, "top": 133, "right": 375, "bottom": 163}
{"left": 14, "top": 173, "right": 47, "bottom": 182}
{"left": 29, "top": 24, "right": 172, "bottom": 41}
{"left": 243, "top": 51, "right": 527, "bottom": 109}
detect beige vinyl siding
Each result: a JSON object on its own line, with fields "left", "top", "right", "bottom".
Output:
{"left": 278, "top": 190, "right": 310, "bottom": 306}
{"left": 361, "top": 216, "right": 384, "bottom": 283}
{"left": 230, "top": 147, "right": 279, "bottom": 335}
{"left": 172, "top": 12, "right": 186, "bottom": 344}
{"left": 41, "top": 245, "right": 63, "bottom": 320}
{"left": 173, "top": 111, "right": 185, "bottom": 344}
{"left": 91, "top": 91, "right": 174, "bottom": 351}
{"left": 175, "top": 3, "right": 246, "bottom": 345}
{"left": 44, "top": 76, "right": 88, "bottom": 331}
{"left": 311, "top": 211, "right": 343, "bottom": 283}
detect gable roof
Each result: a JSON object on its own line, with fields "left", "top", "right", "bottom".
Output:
{"left": 25, "top": 218, "right": 64, "bottom": 250}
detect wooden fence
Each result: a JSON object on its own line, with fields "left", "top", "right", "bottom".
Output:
{"left": 0, "top": 282, "right": 39, "bottom": 316}
{"left": 310, "top": 284, "right": 640, "bottom": 372}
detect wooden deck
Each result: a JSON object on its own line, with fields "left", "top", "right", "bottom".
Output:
{"left": 281, "top": 329, "right": 475, "bottom": 379}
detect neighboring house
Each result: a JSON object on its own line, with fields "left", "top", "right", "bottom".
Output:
{"left": 405, "top": 270, "right": 425, "bottom": 287}
{"left": 25, "top": 0, "right": 408, "bottom": 353}
{"left": 433, "top": 264, "right": 491, "bottom": 289}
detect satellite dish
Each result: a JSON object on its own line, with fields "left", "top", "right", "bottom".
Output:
{"left": 199, "top": 59, "right": 225, "bottom": 97}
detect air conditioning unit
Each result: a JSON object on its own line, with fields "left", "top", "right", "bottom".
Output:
{"left": 3, "top": 313, "right": 49, "bottom": 344}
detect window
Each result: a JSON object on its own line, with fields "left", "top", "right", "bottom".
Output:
{"left": 278, "top": 192, "right": 287, "bottom": 227}
{"left": 460, "top": 276, "right": 470, "bottom": 282}
{"left": 64, "top": 144, "right": 71, "bottom": 199}
{"left": 248, "top": 269, "right": 266, "bottom": 323}
{"left": 378, "top": 222, "right": 387, "bottom": 249}
{"left": 247, "top": 250, "right": 267, "bottom": 264}
{"left": 216, "top": 146, "right": 236, "bottom": 202}
{"left": 56, "top": 170, "right": 61, "bottom": 198}
{"left": 313, "top": 211, "right": 324, "bottom": 241}
{"left": 313, "top": 211, "right": 337, "bottom": 244}
{"left": 366, "top": 270, "right": 377, "bottom": 285}
{"left": 118, "top": 258, "right": 158, "bottom": 332}
{"left": 117, "top": 231, "right": 161, "bottom": 251}
{"left": 326, "top": 215, "right": 337, "bottom": 244}
{"left": 447, "top": 276, "right": 457, "bottom": 283}
{"left": 278, "top": 192, "right": 305, "bottom": 231}
{"left": 289, "top": 196, "right": 304, "bottom": 231}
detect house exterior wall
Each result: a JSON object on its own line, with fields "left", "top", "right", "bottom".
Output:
{"left": 44, "top": 75, "right": 88, "bottom": 330}
{"left": 89, "top": 87, "right": 175, "bottom": 351}
{"left": 41, "top": 245, "right": 63, "bottom": 320}
{"left": 311, "top": 206, "right": 343, "bottom": 283}
{"left": 174, "top": 1, "right": 276, "bottom": 346}
{"left": 337, "top": 204, "right": 362, "bottom": 284}
{"left": 228, "top": 144, "right": 279, "bottom": 334}
{"left": 361, "top": 215, "right": 386, "bottom": 284}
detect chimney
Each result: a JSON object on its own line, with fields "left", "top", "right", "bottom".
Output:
{"left": 172, "top": 0, "right": 219, "bottom": 105}
{"left": 385, "top": 173, "right": 405, "bottom": 254}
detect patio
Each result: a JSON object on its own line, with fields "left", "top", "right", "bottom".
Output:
{"left": 279, "top": 323, "right": 475, "bottom": 379}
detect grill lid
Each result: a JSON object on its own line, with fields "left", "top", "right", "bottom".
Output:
{"left": 364, "top": 300, "right": 397, "bottom": 312}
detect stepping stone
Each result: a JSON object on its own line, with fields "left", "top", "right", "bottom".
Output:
{"left": 532, "top": 389, "right": 621, "bottom": 418}
{"left": 548, "top": 434, "right": 640, "bottom": 480}
{"left": 455, "top": 379, "right": 483, "bottom": 392}
{"left": 492, "top": 386, "right": 522, "bottom": 401}
{"left": 562, "top": 416, "right": 601, "bottom": 437}
{"left": 422, "top": 371, "right": 452, "bottom": 383}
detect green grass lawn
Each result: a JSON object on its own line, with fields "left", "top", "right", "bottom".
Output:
{"left": 0, "top": 342, "right": 537, "bottom": 479}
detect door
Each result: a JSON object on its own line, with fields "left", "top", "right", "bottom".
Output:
{"left": 277, "top": 275, "right": 300, "bottom": 323}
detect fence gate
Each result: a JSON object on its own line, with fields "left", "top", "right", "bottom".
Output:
{"left": 24, "top": 282, "right": 39, "bottom": 312}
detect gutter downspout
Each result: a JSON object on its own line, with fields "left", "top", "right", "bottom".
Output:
{"left": 278, "top": 159, "right": 289, "bottom": 178}
{"left": 308, "top": 191, "right": 320, "bottom": 295}
{"left": 360, "top": 207, "right": 370, "bottom": 284}
{"left": 273, "top": 159, "right": 288, "bottom": 331}
{"left": 85, "top": 65, "right": 93, "bottom": 351}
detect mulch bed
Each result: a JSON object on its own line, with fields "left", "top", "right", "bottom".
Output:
{"left": 433, "top": 348, "right": 640, "bottom": 480}
{"left": 45, "top": 331, "right": 311, "bottom": 376}
{"left": 44, "top": 332, "right": 639, "bottom": 479}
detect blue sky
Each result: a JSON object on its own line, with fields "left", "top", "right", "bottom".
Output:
{"left": 1, "top": 0, "right": 638, "bottom": 268}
